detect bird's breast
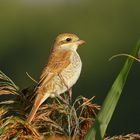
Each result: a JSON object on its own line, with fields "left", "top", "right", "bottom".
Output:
{"left": 60, "top": 51, "right": 82, "bottom": 88}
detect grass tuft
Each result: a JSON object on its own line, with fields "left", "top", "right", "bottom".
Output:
{"left": 31, "top": 95, "right": 100, "bottom": 140}
{"left": 0, "top": 117, "right": 41, "bottom": 140}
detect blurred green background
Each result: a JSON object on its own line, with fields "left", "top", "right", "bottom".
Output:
{"left": 0, "top": 0, "right": 140, "bottom": 136}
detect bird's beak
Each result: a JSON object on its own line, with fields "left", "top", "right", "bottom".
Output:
{"left": 76, "top": 40, "right": 86, "bottom": 46}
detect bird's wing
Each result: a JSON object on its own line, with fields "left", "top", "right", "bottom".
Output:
{"left": 38, "top": 51, "right": 72, "bottom": 87}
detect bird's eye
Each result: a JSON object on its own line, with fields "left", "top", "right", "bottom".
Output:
{"left": 66, "top": 38, "right": 72, "bottom": 42}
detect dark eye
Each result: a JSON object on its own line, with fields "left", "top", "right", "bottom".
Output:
{"left": 66, "top": 38, "right": 72, "bottom": 42}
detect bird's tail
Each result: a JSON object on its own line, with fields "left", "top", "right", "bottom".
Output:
{"left": 27, "top": 92, "right": 49, "bottom": 123}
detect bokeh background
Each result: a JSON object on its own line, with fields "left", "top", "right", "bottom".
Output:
{"left": 0, "top": 0, "right": 140, "bottom": 136}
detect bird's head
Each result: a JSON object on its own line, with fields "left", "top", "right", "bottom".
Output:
{"left": 53, "top": 33, "right": 85, "bottom": 51}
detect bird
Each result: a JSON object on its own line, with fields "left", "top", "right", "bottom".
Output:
{"left": 27, "top": 33, "right": 85, "bottom": 123}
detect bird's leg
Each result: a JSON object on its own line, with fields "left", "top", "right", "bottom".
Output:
{"left": 68, "top": 88, "right": 72, "bottom": 103}
{"left": 57, "top": 95, "right": 69, "bottom": 105}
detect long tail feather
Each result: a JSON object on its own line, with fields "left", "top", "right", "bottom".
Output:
{"left": 27, "top": 92, "right": 49, "bottom": 123}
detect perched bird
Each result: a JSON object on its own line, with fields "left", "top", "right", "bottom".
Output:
{"left": 27, "top": 33, "right": 85, "bottom": 123}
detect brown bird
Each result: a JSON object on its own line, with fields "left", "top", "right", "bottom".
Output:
{"left": 27, "top": 33, "right": 85, "bottom": 123}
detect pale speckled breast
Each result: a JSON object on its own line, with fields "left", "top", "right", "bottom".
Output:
{"left": 45, "top": 51, "right": 82, "bottom": 97}
{"left": 60, "top": 51, "right": 82, "bottom": 89}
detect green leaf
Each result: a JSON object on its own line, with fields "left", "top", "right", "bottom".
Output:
{"left": 84, "top": 40, "right": 140, "bottom": 140}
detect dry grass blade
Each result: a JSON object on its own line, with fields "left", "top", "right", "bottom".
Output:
{"left": 0, "top": 108, "right": 7, "bottom": 117}
{"left": 0, "top": 84, "right": 18, "bottom": 95}
{"left": 0, "top": 70, "right": 19, "bottom": 91}
{"left": 46, "top": 136, "right": 79, "bottom": 140}
{"left": 0, "top": 90, "right": 14, "bottom": 95}
{"left": 0, "top": 108, "right": 8, "bottom": 126}
{"left": 104, "top": 133, "right": 140, "bottom": 140}
{"left": 0, "top": 117, "right": 41, "bottom": 140}
{"left": 0, "top": 100, "right": 15, "bottom": 105}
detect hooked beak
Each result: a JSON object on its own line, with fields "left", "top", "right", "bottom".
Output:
{"left": 76, "top": 40, "right": 86, "bottom": 46}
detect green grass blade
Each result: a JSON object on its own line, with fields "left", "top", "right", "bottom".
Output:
{"left": 84, "top": 40, "right": 140, "bottom": 140}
